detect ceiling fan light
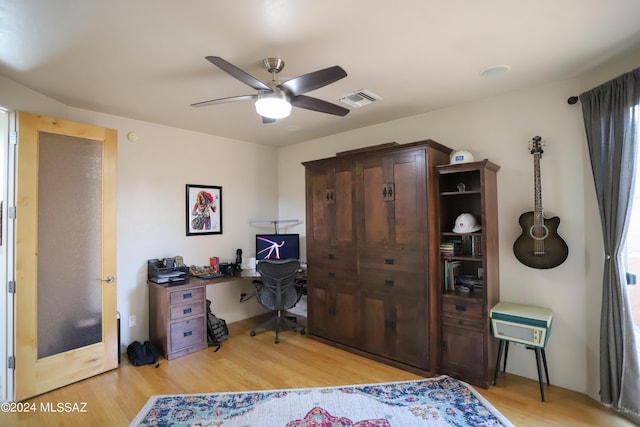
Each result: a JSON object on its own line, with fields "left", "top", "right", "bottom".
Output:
{"left": 255, "top": 92, "right": 292, "bottom": 119}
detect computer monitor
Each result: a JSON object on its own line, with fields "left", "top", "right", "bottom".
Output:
{"left": 255, "top": 233, "right": 300, "bottom": 261}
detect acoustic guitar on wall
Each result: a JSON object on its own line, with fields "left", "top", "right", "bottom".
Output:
{"left": 513, "top": 136, "right": 569, "bottom": 269}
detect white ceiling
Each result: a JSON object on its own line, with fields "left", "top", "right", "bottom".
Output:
{"left": 1, "top": 1, "right": 639, "bottom": 147}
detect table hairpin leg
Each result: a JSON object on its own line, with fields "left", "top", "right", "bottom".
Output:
{"left": 534, "top": 348, "right": 545, "bottom": 401}
{"left": 493, "top": 340, "right": 550, "bottom": 402}
{"left": 503, "top": 341, "right": 509, "bottom": 371}
{"left": 493, "top": 340, "right": 511, "bottom": 386}
{"left": 541, "top": 348, "right": 550, "bottom": 384}
{"left": 493, "top": 340, "right": 505, "bottom": 386}
{"left": 533, "top": 347, "right": 551, "bottom": 401}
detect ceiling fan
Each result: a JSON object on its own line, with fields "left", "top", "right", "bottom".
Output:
{"left": 191, "top": 56, "right": 350, "bottom": 123}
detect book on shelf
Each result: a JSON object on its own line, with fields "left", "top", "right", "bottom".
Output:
{"left": 443, "top": 260, "right": 462, "bottom": 291}
{"left": 440, "top": 238, "right": 462, "bottom": 256}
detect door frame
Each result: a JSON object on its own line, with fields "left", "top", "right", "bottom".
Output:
{"left": 0, "top": 108, "right": 15, "bottom": 403}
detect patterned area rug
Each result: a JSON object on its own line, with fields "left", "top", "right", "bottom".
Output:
{"left": 129, "top": 375, "right": 513, "bottom": 427}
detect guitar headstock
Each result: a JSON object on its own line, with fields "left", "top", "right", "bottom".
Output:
{"left": 529, "top": 136, "right": 544, "bottom": 155}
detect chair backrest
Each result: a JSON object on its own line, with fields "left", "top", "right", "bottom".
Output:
{"left": 255, "top": 258, "right": 301, "bottom": 311}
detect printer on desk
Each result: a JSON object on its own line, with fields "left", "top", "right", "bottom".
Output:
{"left": 148, "top": 258, "right": 189, "bottom": 284}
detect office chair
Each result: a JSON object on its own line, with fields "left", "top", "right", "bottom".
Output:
{"left": 249, "top": 258, "right": 306, "bottom": 343}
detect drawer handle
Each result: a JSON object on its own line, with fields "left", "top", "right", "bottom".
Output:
{"left": 183, "top": 331, "right": 192, "bottom": 337}
{"left": 328, "top": 272, "right": 335, "bottom": 278}
{"left": 183, "top": 307, "right": 192, "bottom": 314}
{"left": 455, "top": 304, "right": 467, "bottom": 312}
{"left": 328, "top": 253, "right": 336, "bottom": 260}
{"left": 183, "top": 293, "right": 192, "bottom": 299}
{"left": 384, "top": 258, "right": 394, "bottom": 264}
{"left": 384, "top": 280, "right": 395, "bottom": 287}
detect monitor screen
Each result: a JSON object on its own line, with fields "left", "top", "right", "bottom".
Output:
{"left": 255, "top": 234, "right": 300, "bottom": 261}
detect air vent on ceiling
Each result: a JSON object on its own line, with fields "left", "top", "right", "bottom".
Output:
{"left": 338, "top": 89, "right": 383, "bottom": 108}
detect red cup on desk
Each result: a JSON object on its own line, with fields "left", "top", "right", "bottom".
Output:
{"left": 209, "top": 257, "right": 218, "bottom": 272}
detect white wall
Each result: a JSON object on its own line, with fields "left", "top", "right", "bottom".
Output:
{"left": 0, "top": 74, "right": 69, "bottom": 118}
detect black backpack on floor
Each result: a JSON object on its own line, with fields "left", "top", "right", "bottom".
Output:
{"left": 206, "top": 299, "right": 229, "bottom": 352}
{"left": 127, "top": 340, "right": 159, "bottom": 367}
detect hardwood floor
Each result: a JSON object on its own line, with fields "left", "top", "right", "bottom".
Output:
{"left": 1, "top": 314, "right": 635, "bottom": 426}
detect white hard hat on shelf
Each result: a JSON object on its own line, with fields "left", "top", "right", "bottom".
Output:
{"left": 453, "top": 213, "right": 481, "bottom": 233}
{"left": 450, "top": 150, "right": 475, "bottom": 164}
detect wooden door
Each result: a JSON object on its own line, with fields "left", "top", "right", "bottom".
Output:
{"left": 331, "top": 286, "right": 359, "bottom": 346}
{"left": 306, "top": 261, "right": 359, "bottom": 345}
{"left": 361, "top": 292, "right": 429, "bottom": 369}
{"left": 391, "top": 296, "right": 428, "bottom": 369}
{"left": 306, "top": 282, "right": 331, "bottom": 338}
{"left": 440, "top": 324, "right": 486, "bottom": 385}
{"left": 305, "top": 160, "right": 357, "bottom": 344}
{"left": 357, "top": 149, "right": 426, "bottom": 251}
{"left": 305, "top": 161, "right": 355, "bottom": 250}
{"left": 14, "top": 112, "right": 117, "bottom": 401}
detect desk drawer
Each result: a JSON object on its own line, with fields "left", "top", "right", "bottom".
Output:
{"left": 170, "top": 301, "right": 205, "bottom": 321}
{"left": 170, "top": 317, "right": 205, "bottom": 352}
{"left": 169, "top": 286, "right": 204, "bottom": 305}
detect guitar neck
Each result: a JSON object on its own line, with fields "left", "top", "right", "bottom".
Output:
{"left": 533, "top": 152, "right": 543, "bottom": 225}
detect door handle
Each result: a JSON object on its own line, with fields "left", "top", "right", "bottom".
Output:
{"left": 101, "top": 275, "right": 115, "bottom": 284}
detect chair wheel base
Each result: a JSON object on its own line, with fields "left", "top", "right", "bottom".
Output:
{"left": 249, "top": 312, "right": 305, "bottom": 342}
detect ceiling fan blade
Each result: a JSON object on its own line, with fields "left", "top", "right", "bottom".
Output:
{"left": 206, "top": 56, "right": 270, "bottom": 91}
{"left": 278, "top": 66, "right": 347, "bottom": 96}
{"left": 262, "top": 116, "right": 276, "bottom": 124}
{"left": 190, "top": 95, "right": 255, "bottom": 108}
{"left": 291, "top": 95, "right": 350, "bottom": 116}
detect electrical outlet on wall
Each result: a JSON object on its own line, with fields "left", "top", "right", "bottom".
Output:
{"left": 128, "top": 315, "right": 136, "bottom": 328}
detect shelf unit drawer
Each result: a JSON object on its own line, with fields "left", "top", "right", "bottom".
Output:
{"left": 170, "top": 300, "right": 205, "bottom": 321}
{"left": 441, "top": 297, "right": 484, "bottom": 320}
{"left": 441, "top": 314, "right": 483, "bottom": 331}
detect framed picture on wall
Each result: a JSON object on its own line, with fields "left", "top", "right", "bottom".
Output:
{"left": 186, "top": 184, "right": 222, "bottom": 235}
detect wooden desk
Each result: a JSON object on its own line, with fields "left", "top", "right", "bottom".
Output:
{"left": 148, "top": 270, "right": 306, "bottom": 359}
{"left": 147, "top": 272, "right": 252, "bottom": 359}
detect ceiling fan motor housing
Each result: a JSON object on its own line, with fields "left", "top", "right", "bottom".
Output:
{"left": 263, "top": 57, "right": 285, "bottom": 75}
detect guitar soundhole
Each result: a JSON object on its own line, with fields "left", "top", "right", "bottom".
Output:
{"left": 529, "top": 224, "right": 549, "bottom": 241}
